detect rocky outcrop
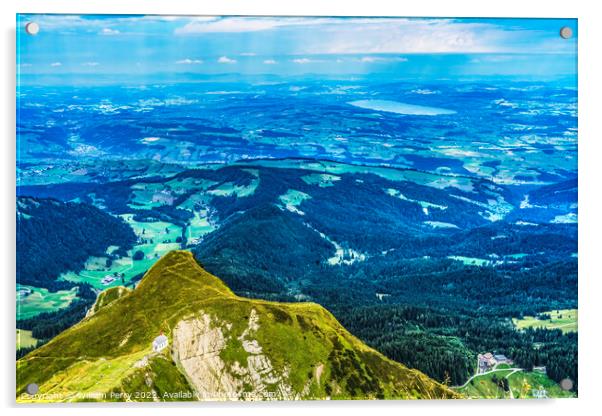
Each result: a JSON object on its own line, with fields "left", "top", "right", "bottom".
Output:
{"left": 172, "top": 309, "right": 298, "bottom": 401}
{"left": 172, "top": 313, "right": 240, "bottom": 400}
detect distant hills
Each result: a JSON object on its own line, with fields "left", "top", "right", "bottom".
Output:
{"left": 16, "top": 161, "right": 578, "bottom": 389}
{"left": 17, "top": 251, "right": 458, "bottom": 402}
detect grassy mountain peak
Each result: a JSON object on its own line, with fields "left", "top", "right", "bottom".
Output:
{"left": 17, "top": 250, "right": 458, "bottom": 402}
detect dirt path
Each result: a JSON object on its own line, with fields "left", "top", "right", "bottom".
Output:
{"left": 455, "top": 367, "right": 524, "bottom": 389}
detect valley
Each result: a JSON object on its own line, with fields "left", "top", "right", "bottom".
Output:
{"left": 16, "top": 78, "right": 578, "bottom": 399}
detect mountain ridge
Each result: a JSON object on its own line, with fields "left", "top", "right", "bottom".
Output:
{"left": 17, "top": 250, "right": 459, "bottom": 402}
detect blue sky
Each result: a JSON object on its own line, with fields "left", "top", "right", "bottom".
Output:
{"left": 17, "top": 15, "right": 577, "bottom": 82}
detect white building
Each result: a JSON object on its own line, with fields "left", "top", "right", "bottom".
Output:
{"left": 101, "top": 275, "right": 116, "bottom": 285}
{"left": 533, "top": 366, "right": 547, "bottom": 374}
{"left": 152, "top": 334, "right": 168, "bottom": 352}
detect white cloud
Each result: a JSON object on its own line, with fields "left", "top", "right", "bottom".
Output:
{"left": 359, "top": 56, "right": 408, "bottom": 63}
{"left": 173, "top": 17, "right": 563, "bottom": 55}
{"left": 50, "top": 62, "right": 62, "bottom": 67}
{"left": 174, "top": 17, "right": 320, "bottom": 34}
{"left": 313, "top": 19, "right": 514, "bottom": 54}
{"left": 24, "top": 15, "right": 575, "bottom": 55}
{"left": 175, "top": 58, "right": 203, "bottom": 65}
{"left": 292, "top": 58, "right": 312, "bottom": 64}
{"left": 82, "top": 62, "right": 100, "bottom": 67}
{"left": 100, "top": 28, "right": 120, "bottom": 36}
{"left": 24, "top": 14, "right": 192, "bottom": 30}
{"left": 20, "top": 63, "right": 32, "bottom": 67}
{"left": 174, "top": 17, "right": 413, "bottom": 35}
{"left": 176, "top": 17, "right": 534, "bottom": 54}
{"left": 412, "top": 89, "right": 440, "bottom": 95}
{"left": 263, "top": 59, "right": 277, "bottom": 65}
{"left": 217, "top": 56, "right": 237, "bottom": 64}
{"left": 240, "top": 52, "right": 256, "bottom": 56}
{"left": 22, "top": 15, "right": 91, "bottom": 29}
{"left": 360, "top": 56, "right": 378, "bottom": 63}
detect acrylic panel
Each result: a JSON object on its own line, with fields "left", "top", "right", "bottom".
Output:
{"left": 16, "top": 15, "right": 578, "bottom": 402}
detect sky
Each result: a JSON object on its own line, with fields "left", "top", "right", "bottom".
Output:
{"left": 16, "top": 15, "right": 578, "bottom": 83}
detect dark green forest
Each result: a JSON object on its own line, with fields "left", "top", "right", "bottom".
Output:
{"left": 17, "top": 196, "right": 136, "bottom": 290}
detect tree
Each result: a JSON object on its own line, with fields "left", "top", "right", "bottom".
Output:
{"left": 133, "top": 250, "right": 145, "bottom": 261}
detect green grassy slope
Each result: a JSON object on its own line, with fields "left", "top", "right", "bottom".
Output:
{"left": 513, "top": 309, "right": 578, "bottom": 334}
{"left": 89, "top": 286, "right": 131, "bottom": 315}
{"left": 456, "top": 369, "right": 575, "bottom": 399}
{"left": 16, "top": 251, "right": 458, "bottom": 402}
{"left": 16, "top": 329, "right": 37, "bottom": 349}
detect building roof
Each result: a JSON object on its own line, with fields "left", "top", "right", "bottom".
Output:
{"left": 153, "top": 334, "right": 168, "bottom": 346}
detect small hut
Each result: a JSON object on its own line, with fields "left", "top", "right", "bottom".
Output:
{"left": 152, "top": 332, "right": 168, "bottom": 352}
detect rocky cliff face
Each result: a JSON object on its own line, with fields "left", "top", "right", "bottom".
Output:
{"left": 172, "top": 310, "right": 298, "bottom": 400}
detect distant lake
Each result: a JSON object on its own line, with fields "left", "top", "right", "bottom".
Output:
{"left": 348, "top": 99, "right": 456, "bottom": 116}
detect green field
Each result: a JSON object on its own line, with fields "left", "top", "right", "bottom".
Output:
{"left": 17, "top": 284, "right": 78, "bottom": 320}
{"left": 120, "top": 214, "right": 182, "bottom": 243}
{"left": 60, "top": 214, "right": 183, "bottom": 290}
{"left": 127, "top": 183, "right": 169, "bottom": 210}
{"left": 187, "top": 210, "right": 215, "bottom": 241}
{"left": 206, "top": 177, "right": 259, "bottom": 197}
{"left": 301, "top": 173, "right": 341, "bottom": 187}
{"left": 447, "top": 256, "right": 491, "bottom": 266}
{"left": 506, "top": 370, "right": 575, "bottom": 399}
{"left": 505, "top": 253, "right": 528, "bottom": 259}
{"left": 386, "top": 188, "right": 447, "bottom": 211}
{"left": 17, "top": 329, "right": 38, "bottom": 349}
{"left": 60, "top": 256, "right": 133, "bottom": 289}
{"left": 59, "top": 244, "right": 181, "bottom": 290}
{"left": 177, "top": 193, "right": 212, "bottom": 211}
{"left": 278, "top": 189, "right": 311, "bottom": 215}
{"left": 424, "top": 221, "right": 459, "bottom": 229}
{"left": 457, "top": 369, "right": 515, "bottom": 398}
{"left": 456, "top": 369, "right": 575, "bottom": 399}
{"left": 513, "top": 309, "right": 578, "bottom": 334}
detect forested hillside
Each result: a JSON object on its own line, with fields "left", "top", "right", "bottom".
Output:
{"left": 17, "top": 196, "right": 136, "bottom": 290}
